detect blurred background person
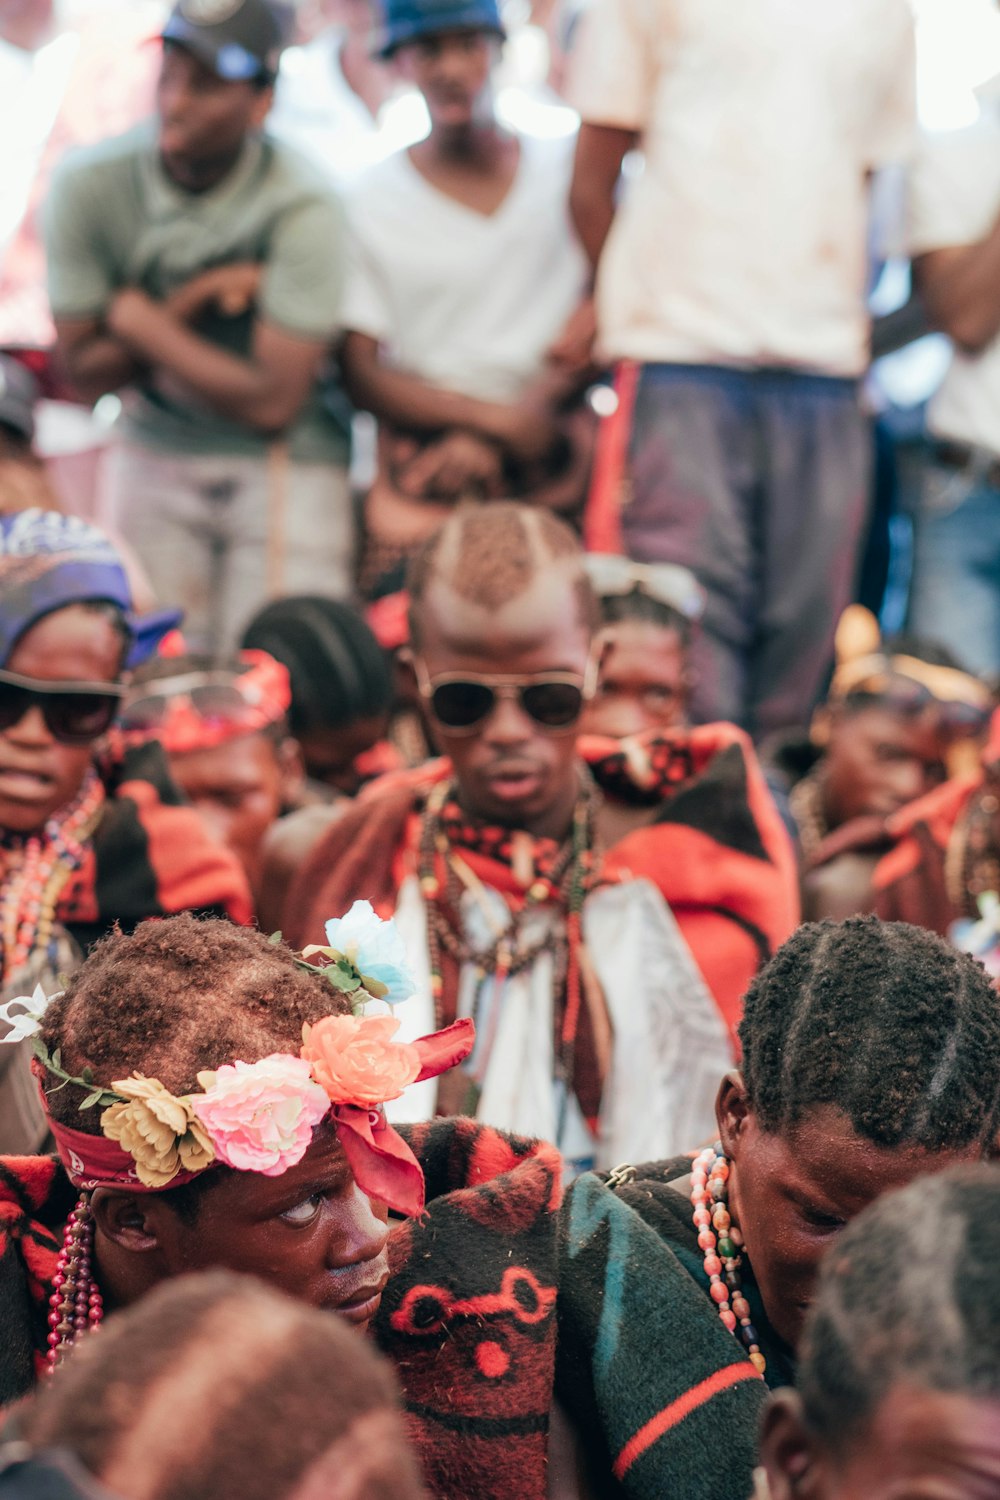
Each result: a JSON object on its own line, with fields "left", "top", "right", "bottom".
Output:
{"left": 120, "top": 649, "right": 304, "bottom": 903}
{"left": 340, "top": 0, "right": 594, "bottom": 601}
{"left": 44, "top": 0, "right": 353, "bottom": 653}
{"left": 581, "top": 554, "right": 703, "bottom": 740}
{"left": 568, "top": 0, "right": 916, "bottom": 737}
{"left": 0, "top": 1270, "right": 427, "bottom": 1500}
{"left": 0, "top": 355, "right": 60, "bottom": 513}
{"left": 242, "top": 594, "right": 394, "bottom": 795}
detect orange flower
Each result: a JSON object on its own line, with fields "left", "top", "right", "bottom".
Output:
{"left": 302, "top": 1014, "right": 420, "bottom": 1108}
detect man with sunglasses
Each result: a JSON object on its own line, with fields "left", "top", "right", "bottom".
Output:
{"left": 271, "top": 502, "right": 797, "bottom": 1175}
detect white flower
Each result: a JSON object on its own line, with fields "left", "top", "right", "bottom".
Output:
{"left": 322, "top": 901, "right": 415, "bottom": 1007}
{"left": 0, "top": 984, "right": 59, "bottom": 1044}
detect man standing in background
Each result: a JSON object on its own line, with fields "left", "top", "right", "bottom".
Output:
{"left": 568, "top": 0, "right": 916, "bottom": 737}
{"left": 44, "top": 0, "right": 352, "bottom": 652}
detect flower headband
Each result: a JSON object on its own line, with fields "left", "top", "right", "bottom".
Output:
{"left": 0, "top": 902, "right": 473, "bottom": 1218}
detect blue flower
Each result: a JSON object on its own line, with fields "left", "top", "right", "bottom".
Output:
{"left": 323, "top": 901, "right": 415, "bottom": 1007}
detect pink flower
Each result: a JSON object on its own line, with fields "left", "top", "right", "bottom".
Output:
{"left": 192, "top": 1055, "right": 330, "bottom": 1177}
{"left": 302, "top": 1014, "right": 420, "bottom": 1108}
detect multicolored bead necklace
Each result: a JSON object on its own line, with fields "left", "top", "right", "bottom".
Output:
{"left": 417, "top": 774, "right": 600, "bottom": 1090}
{"left": 45, "top": 1193, "right": 104, "bottom": 1374}
{"left": 691, "top": 1143, "right": 766, "bottom": 1377}
{"left": 0, "top": 769, "right": 105, "bottom": 983}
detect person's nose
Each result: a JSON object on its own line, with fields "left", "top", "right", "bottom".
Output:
{"left": 326, "top": 1183, "right": 390, "bottom": 1271}
{"left": 481, "top": 689, "right": 535, "bottom": 748}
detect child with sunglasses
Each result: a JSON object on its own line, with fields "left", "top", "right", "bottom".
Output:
{"left": 0, "top": 511, "right": 253, "bottom": 993}
{"left": 266, "top": 502, "right": 798, "bottom": 1177}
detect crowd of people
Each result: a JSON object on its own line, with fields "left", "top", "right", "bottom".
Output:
{"left": 1, "top": 0, "right": 1000, "bottom": 1495}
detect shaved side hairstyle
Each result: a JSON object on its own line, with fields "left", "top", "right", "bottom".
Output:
{"left": 799, "top": 1165, "right": 1000, "bottom": 1449}
{"left": 407, "top": 502, "right": 599, "bottom": 644}
{"left": 18, "top": 1270, "right": 428, "bottom": 1500}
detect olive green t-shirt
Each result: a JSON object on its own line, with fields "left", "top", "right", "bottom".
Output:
{"left": 45, "top": 122, "right": 349, "bottom": 464}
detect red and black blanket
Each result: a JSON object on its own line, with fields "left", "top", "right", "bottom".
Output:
{"left": 2, "top": 1128, "right": 782, "bottom": 1500}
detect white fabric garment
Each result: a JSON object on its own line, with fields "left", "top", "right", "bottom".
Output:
{"left": 909, "top": 98, "right": 1000, "bottom": 457}
{"left": 568, "top": 0, "right": 916, "bottom": 375}
{"left": 342, "top": 134, "right": 588, "bottom": 402}
{"left": 387, "top": 873, "right": 733, "bottom": 1173}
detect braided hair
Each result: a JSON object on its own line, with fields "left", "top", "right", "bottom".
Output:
{"left": 799, "top": 1163, "right": 1000, "bottom": 1446}
{"left": 18, "top": 1270, "right": 427, "bottom": 1500}
{"left": 241, "top": 596, "right": 392, "bottom": 738}
{"left": 738, "top": 916, "right": 1000, "bottom": 1152}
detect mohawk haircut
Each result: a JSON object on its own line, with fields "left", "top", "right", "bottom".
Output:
{"left": 800, "top": 1165, "right": 1000, "bottom": 1448}
{"left": 406, "top": 502, "right": 598, "bottom": 645}
{"left": 20, "top": 1270, "right": 427, "bottom": 1500}
{"left": 739, "top": 916, "right": 1000, "bottom": 1153}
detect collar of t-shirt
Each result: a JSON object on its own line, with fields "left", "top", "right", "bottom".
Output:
{"left": 139, "top": 126, "right": 266, "bottom": 222}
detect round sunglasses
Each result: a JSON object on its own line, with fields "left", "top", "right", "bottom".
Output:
{"left": 0, "top": 667, "right": 125, "bottom": 746}
{"left": 414, "top": 660, "right": 596, "bottom": 734}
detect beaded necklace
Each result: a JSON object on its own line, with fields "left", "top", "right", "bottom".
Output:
{"left": 417, "top": 773, "right": 601, "bottom": 1099}
{"left": 0, "top": 769, "right": 105, "bottom": 983}
{"left": 945, "top": 782, "right": 1000, "bottom": 919}
{"left": 691, "top": 1143, "right": 766, "bottom": 1377}
{"left": 45, "top": 1194, "right": 104, "bottom": 1374}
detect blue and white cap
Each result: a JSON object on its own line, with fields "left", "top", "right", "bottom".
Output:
{"left": 0, "top": 511, "right": 183, "bottom": 671}
{"left": 161, "top": 0, "right": 294, "bottom": 83}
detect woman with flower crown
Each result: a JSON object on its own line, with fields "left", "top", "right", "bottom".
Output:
{"left": 0, "top": 903, "right": 568, "bottom": 1500}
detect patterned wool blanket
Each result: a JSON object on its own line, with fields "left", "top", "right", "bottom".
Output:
{"left": 0, "top": 1135, "right": 784, "bottom": 1499}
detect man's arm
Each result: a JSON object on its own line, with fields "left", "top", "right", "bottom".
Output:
{"left": 914, "top": 212, "right": 1000, "bottom": 354}
{"left": 53, "top": 264, "right": 264, "bottom": 406}
{"left": 340, "top": 330, "right": 559, "bottom": 462}
{"left": 569, "top": 123, "right": 638, "bottom": 271}
{"left": 106, "top": 288, "right": 326, "bottom": 433}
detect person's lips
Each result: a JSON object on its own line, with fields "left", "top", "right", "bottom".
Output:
{"left": 0, "top": 765, "right": 55, "bottom": 803}
{"left": 326, "top": 1264, "right": 390, "bottom": 1324}
{"left": 483, "top": 764, "right": 545, "bottom": 803}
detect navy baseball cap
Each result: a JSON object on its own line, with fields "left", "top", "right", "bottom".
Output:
{"left": 0, "top": 511, "right": 183, "bottom": 672}
{"left": 161, "top": 0, "right": 294, "bottom": 83}
{"left": 375, "top": 0, "right": 504, "bottom": 57}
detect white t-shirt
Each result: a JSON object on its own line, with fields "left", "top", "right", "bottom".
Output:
{"left": 909, "top": 105, "right": 1000, "bottom": 457}
{"left": 568, "top": 0, "right": 916, "bottom": 376}
{"left": 342, "top": 134, "right": 588, "bottom": 402}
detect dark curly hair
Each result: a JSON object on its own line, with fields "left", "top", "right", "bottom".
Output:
{"left": 738, "top": 916, "right": 1000, "bottom": 1152}
{"left": 39, "top": 914, "right": 351, "bottom": 1138}
{"left": 19, "top": 1270, "right": 427, "bottom": 1500}
{"left": 799, "top": 1163, "right": 1000, "bottom": 1447}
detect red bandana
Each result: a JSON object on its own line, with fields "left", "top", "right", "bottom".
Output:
{"left": 43, "top": 1018, "right": 475, "bottom": 1219}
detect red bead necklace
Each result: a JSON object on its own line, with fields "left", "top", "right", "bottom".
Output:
{"left": 691, "top": 1143, "right": 766, "bottom": 1377}
{"left": 45, "top": 1194, "right": 104, "bottom": 1375}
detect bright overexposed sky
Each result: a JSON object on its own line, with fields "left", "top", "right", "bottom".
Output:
{"left": 915, "top": 0, "right": 1000, "bottom": 129}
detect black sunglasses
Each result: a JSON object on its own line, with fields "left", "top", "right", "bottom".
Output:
{"left": 0, "top": 667, "right": 125, "bottom": 746}
{"left": 414, "top": 661, "right": 596, "bottom": 734}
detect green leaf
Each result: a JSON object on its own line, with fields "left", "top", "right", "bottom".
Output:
{"left": 360, "top": 972, "right": 388, "bottom": 1000}
{"left": 268, "top": 930, "right": 283, "bottom": 945}
{"left": 80, "top": 1089, "right": 106, "bottom": 1111}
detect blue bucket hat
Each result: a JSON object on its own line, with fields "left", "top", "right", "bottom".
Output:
{"left": 0, "top": 511, "right": 183, "bottom": 672}
{"left": 375, "top": 0, "right": 504, "bottom": 58}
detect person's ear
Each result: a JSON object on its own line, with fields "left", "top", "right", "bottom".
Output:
{"left": 277, "top": 735, "right": 306, "bottom": 807}
{"left": 396, "top": 647, "right": 418, "bottom": 702}
{"left": 758, "top": 1391, "right": 827, "bottom": 1500}
{"left": 91, "top": 1190, "right": 162, "bottom": 1253}
{"left": 250, "top": 82, "right": 274, "bottom": 130}
{"left": 715, "top": 1071, "right": 750, "bottom": 1161}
